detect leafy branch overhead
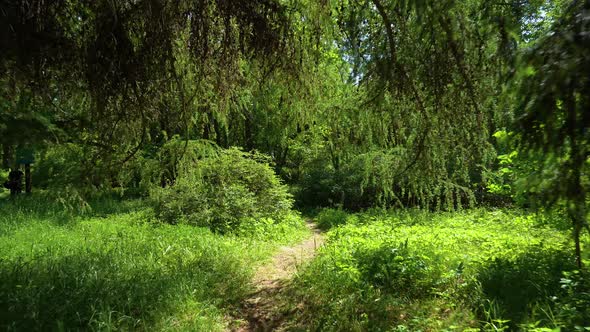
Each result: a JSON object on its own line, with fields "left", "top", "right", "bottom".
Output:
{"left": 513, "top": 0, "right": 590, "bottom": 267}
{"left": 1, "top": 0, "right": 318, "bottom": 175}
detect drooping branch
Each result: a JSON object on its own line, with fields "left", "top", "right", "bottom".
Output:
{"left": 371, "top": 0, "right": 427, "bottom": 119}
{"left": 371, "top": 0, "right": 431, "bottom": 181}
{"left": 439, "top": 16, "right": 482, "bottom": 123}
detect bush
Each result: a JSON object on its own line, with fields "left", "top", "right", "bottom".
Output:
{"left": 294, "top": 154, "right": 384, "bottom": 211}
{"left": 151, "top": 148, "right": 293, "bottom": 232}
{"left": 31, "top": 143, "right": 85, "bottom": 189}
{"left": 293, "top": 158, "right": 345, "bottom": 208}
{"left": 0, "top": 169, "right": 7, "bottom": 194}
{"left": 354, "top": 240, "right": 438, "bottom": 298}
{"left": 315, "top": 208, "right": 350, "bottom": 230}
{"left": 294, "top": 150, "right": 474, "bottom": 211}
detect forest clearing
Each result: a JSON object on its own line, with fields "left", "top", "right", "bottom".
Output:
{"left": 1, "top": 0, "right": 589, "bottom": 331}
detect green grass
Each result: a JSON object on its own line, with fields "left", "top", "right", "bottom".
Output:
{"left": 0, "top": 195, "right": 309, "bottom": 331}
{"left": 287, "top": 208, "right": 587, "bottom": 331}
{"left": 2, "top": 196, "right": 587, "bottom": 331}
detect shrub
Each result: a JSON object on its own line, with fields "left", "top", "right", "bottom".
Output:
{"left": 151, "top": 148, "right": 293, "bottom": 232}
{"left": 354, "top": 240, "right": 438, "bottom": 298}
{"left": 293, "top": 158, "right": 345, "bottom": 208}
{"left": 0, "top": 169, "right": 7, "bottom": 194}
{"left": 31, "top": 143, "right": 85, "bottom": 189}
{"left": 315, "top": 208, "right": 350, "bottom": 230}
{"left": 294, "top": 154, "right": 387, "bottom": 211}
{"left": 295, "top": 150, "right": 475, "bottom": 211}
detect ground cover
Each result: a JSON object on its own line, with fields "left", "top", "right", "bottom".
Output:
{"left": 0, "top": 196, "right": 308, "bottom": 331}
{"left": 284, "top": 208, "right": 588, "bottom": 331}
{"left": 2, "top": 196, "right": 588, "bottom": 331}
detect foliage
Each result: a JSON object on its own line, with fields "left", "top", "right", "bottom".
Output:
{"left": 287, "top": 209, "right": 581, "bottom": 331}
{"left": 554, "top": 270, "right": 590, "bottom": 330}
{"left": 511, "top": 0, "right": 590, "bottom": 267}
{"left": 482, "top": 130, "right": 540, "bottom": 207}
{"left": 309, "top": 0, "right": 527, "bottom": 209}
{"left": 144, "top": 138, "right": 220, "bottom": 191}
{"left": 0, "top": 196, "right": 307, "bottom": 330}
{"left": 0, "top": 0, "right": 544, "bottom": 212}
{"left": 151, "top": 148, "right": 293, "bottom": 232}
{"left": 0, "top": 0, "right": 316, "bottom": 188}
{"left": 0, "top": 169, "right": 7, "bottom": 193}
{"left": 0, "top": 1, "right": 588, "bottom": 330}
{"left": 31, "top": 143, "right": 85, "bottom": 189}
{"left": 0, "top": 0, "right": 564, "bottom": 215}
{"left": 315, "top": 208, "right": 350, "bottom": 230}
{"left": 478, "top": 247, "right": 575, "bottom": 327}
{"left": 293, "top": 153, "right": 374, "bottom": 210}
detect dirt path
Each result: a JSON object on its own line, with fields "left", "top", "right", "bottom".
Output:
{"left": 231, "top": 222, "right": 324, "bottom": 332}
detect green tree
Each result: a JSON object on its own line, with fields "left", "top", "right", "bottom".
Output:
{"left": 0, "top": 0, "right": 303, "bottom": 186}
{"left": 512, "top": 0, "right": 590, "bottom": 267}
{"left": 307, "top": 0, "right": 536, "bottom": 208}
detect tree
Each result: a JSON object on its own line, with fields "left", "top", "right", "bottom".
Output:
{"left": 512, "top": 0, "right": 590, "bottom": 267}
{"left": 0, "top": 0, "right": 302, "bottom": 184}
{"left": 310, "top": 0, "right": 536, "bottom": 208}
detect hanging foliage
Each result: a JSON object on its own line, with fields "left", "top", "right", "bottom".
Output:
{"left": 512, "top": 0, "right": 590, "bottom": 267}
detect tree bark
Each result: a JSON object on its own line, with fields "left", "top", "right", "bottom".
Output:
{"left": 25, "top": 163, "right": 31, "bottom": 194}
{"left": 566, "top": 80, "right": 585, "bottom": 268}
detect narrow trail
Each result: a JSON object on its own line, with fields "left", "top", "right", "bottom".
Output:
{"left": 231, "top": 222, "right": 324, "bottom": 332}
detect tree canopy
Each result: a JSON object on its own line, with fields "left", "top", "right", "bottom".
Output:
{"left": 513, "top": 0, "right": 590, "bottom": 267}
{"left": 1, "top": 0, "right": 588, "bottom": 263}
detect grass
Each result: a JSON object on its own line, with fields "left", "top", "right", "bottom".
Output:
{"left": 2, "top": 194, "right": 588, "bottom": 331}
{"left": 0, "top": 194, "right": 309, "bottom": 331}
{"left": 285, "top": 208, "right": 588, "bottom": 331}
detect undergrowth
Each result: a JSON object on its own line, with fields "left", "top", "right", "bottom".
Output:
{"left": 287, "top": 208, "right": 588, "bottom": 331}
{"left": 0, "top": 195, "right": 308, "bottom": 331}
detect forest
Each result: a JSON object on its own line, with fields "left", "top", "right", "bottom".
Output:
{"left": 0, "top": 0, "right": 588, "bottom": 331}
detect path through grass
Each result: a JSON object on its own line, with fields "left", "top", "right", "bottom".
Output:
{"left": 0, "top": 196, "right": 309, "bottom": 331}
{"left": 232, "top": 222, "right": 324, "bottom": 332}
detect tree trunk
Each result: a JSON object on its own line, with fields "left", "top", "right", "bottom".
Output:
{"left": 25, "top": 164, "right": 31, "bottom": 194}
{"left": 213, "top": 118, "right": 227, "bottom": 148}
{"left": 570, "top": 205, "right": 585, "bottom": 269}
{"left": 565, "top": 84, "right": 585, "bottom": 269}
{"left": 244, "top": 116, "right": 253, "bottom": 151}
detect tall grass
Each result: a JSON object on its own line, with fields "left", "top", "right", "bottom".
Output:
{"left": 0, "top": 195, "right": 308, "bottom": 331}
{"left": 287, "top": 208, "right": 585, "bottom": 331}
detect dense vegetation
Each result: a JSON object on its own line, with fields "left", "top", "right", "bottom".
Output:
{"left": 288, "top": 209, "right": 587, "bottom": 331}
{"left": 1, "top": 0, "right": 588, "bottom": 330}
{"left": 0, "top": 196, "right": 308, "bottom": 330}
